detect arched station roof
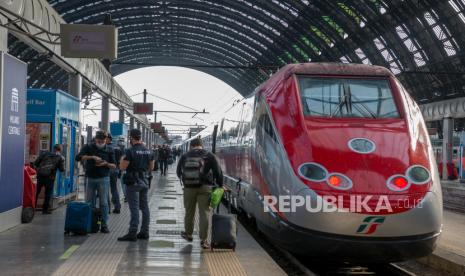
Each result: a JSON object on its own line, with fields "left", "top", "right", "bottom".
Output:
{"left": 9, "top": 0, "right": 465, "bottom": 103}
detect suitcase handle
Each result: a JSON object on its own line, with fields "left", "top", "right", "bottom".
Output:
{"left": 215, "top": 189, "right": 232, "bottom": 214}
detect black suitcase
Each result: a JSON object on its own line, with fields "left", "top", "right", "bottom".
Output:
{"left": 211, "top": 191, "right": 237, "bottom": 251}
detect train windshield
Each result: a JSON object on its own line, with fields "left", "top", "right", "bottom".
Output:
{"left": 298, "top": 77, "right": 399, "bottom": 118}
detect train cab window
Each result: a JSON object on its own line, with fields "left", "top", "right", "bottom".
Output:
{"left": 299, "top": 77, "right": 399, "bottom": 119}
{"left": 258, "top": 114, "right": 278, "bottom": 143}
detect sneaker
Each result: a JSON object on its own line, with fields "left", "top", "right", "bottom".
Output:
{"left": 100, "top": 226, "right": 110, "bottom": 234}
{"left": 112, "top": 209, "right": 120, "bottom": 214}
{"left": 137, "top": 232, "right": 149, "bottom": 240}
{"left": 42, "top": 210, "right": 52, "bottom": 214}
{"left": 117, "top": 233, "right": 137, "bottom": 242}
{"left": 201, "top": 240, "right": 210, "bottom": 249}
{"left": 181, "top": 231, "right": 193, "bottom": 242}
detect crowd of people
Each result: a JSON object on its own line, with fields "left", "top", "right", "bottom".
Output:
{"left": 32, "top": 130, "right": 222, "bottom": 249}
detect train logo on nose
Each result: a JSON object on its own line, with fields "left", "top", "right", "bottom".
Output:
{"left": 356, "top": 216, "right": 386, "bottom": 234}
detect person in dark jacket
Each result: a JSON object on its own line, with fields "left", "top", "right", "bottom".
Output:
{"left": 118, "top": 129, "right": 154, "bottom": 241}
{"left": 158, "top": 145, "right": 168, "bottom": 176}
{"left": 106, "top": 133, "right": 123, "bottom": 213}
{"left": 75, "top": 131, "right": 116, "bottom": 233}
{"left": 34, "top": 144, "right": 65, "bottom": 214}
{"left": 176, "top": 138, "right": 223, "bottom": 249}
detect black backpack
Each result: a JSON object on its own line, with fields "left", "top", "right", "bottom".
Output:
{"left": 182, "top": 156, "right": 205, "bottom": 187}
{"left": 37, "top": 154, "right": 58, "bottom": 177}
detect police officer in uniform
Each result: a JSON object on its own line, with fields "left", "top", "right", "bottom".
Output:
{"left": 118, "top": 129, "right": 155, "bottom": 241}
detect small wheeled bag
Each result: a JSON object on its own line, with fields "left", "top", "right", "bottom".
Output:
{"left": 64, "top": 201, "right": 92, "bottom": 235}
{"left": 210, "top": 190, "right": 237, "bottom": 251}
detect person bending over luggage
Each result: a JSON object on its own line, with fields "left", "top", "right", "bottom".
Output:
{"left": 75, "top": 131, "right": 116, "bottom": 234}
{"left": 34, "top": 144, "right": 65, "bottom": 214}
{"left": 118, "top": 129, "right": 154, "bottom": 242}
{"left": 176, "top": 137, "right": 223, "bottom": 249}
{"left": 106, "top": 133, "right": 123, "bottom": 214}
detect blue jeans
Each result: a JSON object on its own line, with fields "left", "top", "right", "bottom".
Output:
{"left": 126, "top": 184, "right": 150, "bottom": 234}
{"left": 86, "top": 177, "right": 110, "bottom": 227}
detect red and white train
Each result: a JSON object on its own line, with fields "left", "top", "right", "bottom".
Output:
{"left": 182, "top": 63, "right": 442, "bottom": 262}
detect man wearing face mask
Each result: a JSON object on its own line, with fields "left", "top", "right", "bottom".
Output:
{"left": 76, "top": 130, "right": 116, "bottom": 233}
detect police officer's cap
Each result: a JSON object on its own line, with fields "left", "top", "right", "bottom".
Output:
{"left": 129, "top": 129, "right": 142, "bottom": 139}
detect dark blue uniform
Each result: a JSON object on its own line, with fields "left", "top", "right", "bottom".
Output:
{"left": 123, "top": 143, "right": 154, "bottom": 235}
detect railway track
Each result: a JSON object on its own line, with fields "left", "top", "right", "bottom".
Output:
{"left": 234, "top": 209, "right": 417, "bottom": 276}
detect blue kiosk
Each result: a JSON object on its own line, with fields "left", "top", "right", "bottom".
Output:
{"left": 26, "top": 89, "right": 80, "bottom": 207}
{"left": 110, "top": 121, "right": 128, "bottom": 146}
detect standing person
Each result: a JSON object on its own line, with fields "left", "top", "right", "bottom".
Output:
{"left": 176, "top": 138, "right": 223, "bottom": 249}
{"left": 106, "top": 134, "right": 123, "bottom": 214}
{"left": 34, "top": 144, "right": 65, "bottom": 214}
{"left": 118, "top": 129, "right": 154, "bottom": 241}
{"left": 75, "top": 131, "right": 116, "bottom": 233}
{"left": 158, "top": 144, "right": 168, "bottom": 176}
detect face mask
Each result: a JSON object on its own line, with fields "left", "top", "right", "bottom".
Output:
{"left": 95, "top": 143, "right": 105, "bottom": 149}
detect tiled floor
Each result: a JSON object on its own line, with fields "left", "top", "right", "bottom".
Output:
{"left": 0, "top": 167, "right": 285, "bottom": 276}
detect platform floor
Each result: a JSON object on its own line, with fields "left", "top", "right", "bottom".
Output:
{"left": 440, "top": 210, "right": 465, "bottom": 259}
{"left": 0, "top": 168, "right": 285, "bottom": 276}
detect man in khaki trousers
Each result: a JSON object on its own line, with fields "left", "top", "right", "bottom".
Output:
{"left": 176, "top": 138, "right": 223, "bottom": 249}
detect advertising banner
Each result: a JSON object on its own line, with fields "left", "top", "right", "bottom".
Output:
{"left": 0, "top": 52, "right": 27, "bottom": 213}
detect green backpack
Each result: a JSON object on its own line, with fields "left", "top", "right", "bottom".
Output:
{"left": 210, "top": 187, "right": 225, "bottom": 208}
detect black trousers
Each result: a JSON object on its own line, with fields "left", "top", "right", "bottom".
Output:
{"left": 36, "top": 175, "right": 54, "bottom": 212}
{"left": 159, "top": 160, "right": 168, "bottom": 175}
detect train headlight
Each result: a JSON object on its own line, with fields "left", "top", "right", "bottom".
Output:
{"left": 298, "top": 163, "right": 328, "bottom": 182}
{"left": 406, "top": 165, "right": 430, "bottom": 185}
{"left": 387, "top": 175, "right": 410, "bottom": 191}
{"left": 326, "top": 173, "right": 352, "bottom": 190}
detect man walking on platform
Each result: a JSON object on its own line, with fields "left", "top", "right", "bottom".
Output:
{"left": 158, "top": 144, "right": 168, "bottom": 176}
{"left": 118, "top": 129, "right": 154, "bottom": 241}
{"left": 34, "top": 144, "right": 65, "bottom": 214}
{"left": 177, "top": 138, "right": 223, "bottom": 249}
{"left": 76, "top": 131, "right": 116, "bottom": 233}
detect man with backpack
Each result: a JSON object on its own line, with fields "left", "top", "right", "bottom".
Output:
{"left": 34, "top": 144, "right": 65, "bottom": 214}
{"left": 176, "top": 138, "right": 223, "bottom": 249}
{"left": 75, "top": 131, "right": 116, "bottom": 233}
{"left": 118, "top": 129, "right": 154, "bottom": 241}
{"left": 106, "top": 133, "right": 123, "bottom": 214}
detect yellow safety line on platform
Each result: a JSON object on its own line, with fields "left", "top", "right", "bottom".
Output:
{"left": 205, "top": 251, "right": 247, "bottom": 276}
{"left": 59, "top": 245, "right": 80, "bottom": 260}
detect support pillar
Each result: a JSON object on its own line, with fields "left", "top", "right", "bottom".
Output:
{"left": 442, "top": 117, "right": 454, "bottom": 180}
{"left": 101, "top": 97, "right": 110, "bottom": 132}
{"left": 0, "top": 15, "right": 8, "bottom": 52}
{"left": 137, "top": 121, "right": 141, "bottom": 130}
{"left": 86, "top": 126, "right": 93, "bottom": 144}
{"left": 68, "top": 73, "right": 82, "bottom": 100}
{"left": 129, "top": 117, "right": 135, "bottom": 130}
{"left": 119, "top": 109, "right": 125, "bottom": 123}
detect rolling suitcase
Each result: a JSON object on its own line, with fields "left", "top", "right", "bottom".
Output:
{"left": 64, "top": 201, "right": 92, "bottom": 235}
{"left": 211, "top": 191, "right": 237, "bottom": 251}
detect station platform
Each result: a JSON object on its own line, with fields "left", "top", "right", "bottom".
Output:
{"left": 0, "top": 168, "right": 285, "bottom": 276}
{"left": 441, "top": 180, "right": 465, "bottom": 212}
{"left": 417, "top": 209, "right": 465, "bottom": 276}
